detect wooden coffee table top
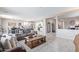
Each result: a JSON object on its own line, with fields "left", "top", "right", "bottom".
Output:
{"left": 24, "top": 35, "right": 45, "bottom": 41}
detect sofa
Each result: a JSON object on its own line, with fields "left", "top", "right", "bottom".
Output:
{"left": 16, "top": 34, "right": 27, "bottom": 41}
{"left": 0, "top": 41, "right": 26, "bottom": 52}
{"left": 16, "top": 29, "right": 37, "bottom": 41}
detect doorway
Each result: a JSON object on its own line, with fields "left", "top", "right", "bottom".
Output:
{"left": 52, "top": 23, "right": 56, "bottom": 33}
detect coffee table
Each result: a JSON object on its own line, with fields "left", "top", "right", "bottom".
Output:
{"left": 24, "top": 35, "right": 46, "bottom": 49}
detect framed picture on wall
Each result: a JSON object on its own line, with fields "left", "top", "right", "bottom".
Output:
{"left": 58, "top": 21, "right": 64, "bottom": 29}
{"left": 69, "top": 20, "right": 75, "bottom": 25}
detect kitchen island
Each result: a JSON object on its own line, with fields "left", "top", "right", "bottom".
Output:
{"left": 56, "top": 29, "right": 79, "bottom": 40}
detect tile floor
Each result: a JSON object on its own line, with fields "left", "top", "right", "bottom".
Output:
{"left": 18, "top": 33, "right": 75, "bottom": 52}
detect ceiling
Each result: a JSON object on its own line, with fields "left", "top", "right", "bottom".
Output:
{"left": 0, "top": 7, "right": 76, "bottom": 21}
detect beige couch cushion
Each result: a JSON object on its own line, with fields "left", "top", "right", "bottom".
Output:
{"left": 5, "top": 39, "right": 12, "bottom": 49}
{"left": 10, "top": 38, "right": 16, "bottom": 48}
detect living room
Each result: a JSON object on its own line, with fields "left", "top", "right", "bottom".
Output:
{"left": 0, "top": 7, "right": 79, "bottom": 52}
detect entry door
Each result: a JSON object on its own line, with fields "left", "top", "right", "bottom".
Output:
{"left": 47, "top": 22, "right": 51, "bottom": 33}
{"left": 52, "top": 23, "right": 55, "bottom": 32}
